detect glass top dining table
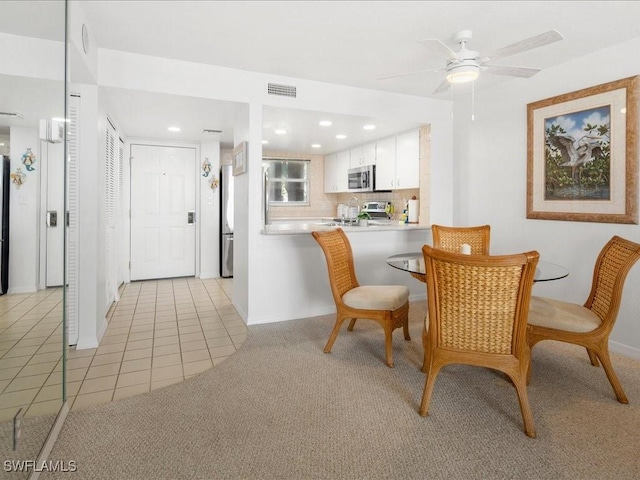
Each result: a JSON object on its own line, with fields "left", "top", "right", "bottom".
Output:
{"left": 386, "top": 252, "right": 569, "bottom": 282}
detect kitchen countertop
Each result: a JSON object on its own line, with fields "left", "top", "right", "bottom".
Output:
{"left": 262, "top": 217, "right": 430, "bottom": 235}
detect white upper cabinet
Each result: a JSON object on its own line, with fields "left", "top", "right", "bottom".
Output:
{"left": 350, "top": 142, "right": 376, "bottom": 168}
{"left": 324, "top": 151, "right": 351, "bottom": 193}
{"left": 375, "top": 130, "right": 419, "bottom": 190}
{"left": 375, "top": 137, "right": 396, "bottom": 191}
{"left": 394, "top": 130, "right": 419, "bottom": 189}
{"left": 323, "top": 153, "right": 338, "bottom": 193}
{"left": 336, "top": 150, "right": 351, "bottom": 192}
{"left": 325, "top": 130, "right": 419, "bottom": 193}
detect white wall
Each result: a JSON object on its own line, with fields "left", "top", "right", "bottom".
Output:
{"left": 199, "top": 138, "right": 221, "bottom": 279}
{"left": 454, "top": 37, "right": 640, "bottom": 358}
{"left": 8, "top": 127, "right": 40, "bottom": 293}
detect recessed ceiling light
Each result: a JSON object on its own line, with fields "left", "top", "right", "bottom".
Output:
{"left": 311, "top": 144, "right": 321, "bottom": 148}
{"left": 262, "top": 140, "right": 269, "bottom": 144}
{"left": 336, "top": 134, "right": 347, "bottom": 139}
{"left": 621, "top": 107, "right": 627, "bottom": 114}
{"left": 0, "top": 143, "right": 4, "bottom": 146}
{"left": 363, "top": 124, "right": 376, "bottom": 130}
{"left": 168, "top": 126, "right": 181, "bottom": 132}
{"left": 319, "top": 120, "right": 332, "bottom": 127}
{"left": 275, "top": 129, "right": 287, "bottom": 135}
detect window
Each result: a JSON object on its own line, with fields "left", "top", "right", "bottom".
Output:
{"left": 263, "top": 158, "right": 310, "bottom": 205}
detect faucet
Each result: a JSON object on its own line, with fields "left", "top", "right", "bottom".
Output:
{"left": 348, "top": 196, "right": 360, "bottom": 226}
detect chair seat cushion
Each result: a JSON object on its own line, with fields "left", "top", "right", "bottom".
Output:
{"left": 342, "top": 285, "right": 409, "bottom": 311}
{"left": 528, "top": 296, "right": 601, "bottom": 333}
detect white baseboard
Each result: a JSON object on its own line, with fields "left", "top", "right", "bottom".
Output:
{"left": 8, "top": 285, "right": 38, "bottom": 294}
{"left": 198, "top": 271, "right": 218, "bottom": 280}
{"left": 609, "top": 340, "right": 640, "bottom": 360}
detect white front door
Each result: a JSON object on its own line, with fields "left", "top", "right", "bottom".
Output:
{"left": 130, "top": 145, "right": 196, "bottom": 280}
{"left": 45, "top": 140, "right": 65, "bottom": 287}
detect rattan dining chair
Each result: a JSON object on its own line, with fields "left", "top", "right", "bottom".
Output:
{"left": 420, "top": 245, "right": 540, "bottom": 437}
{"left": 312, "top": 228, "right": 411, "bottom": 367}
{"left": 527, "top": 235, "right": 640, "bottom": 403}
{"left": 420, "top": 224, "right": 491, "bottom": 371}
{"left": 431, "top": 224, "right": 491, "bottom": 255}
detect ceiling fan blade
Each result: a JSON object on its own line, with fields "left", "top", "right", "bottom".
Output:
{"left": 481, "top": 29, "right": 563, "bottom": 62}
{"left": 484, "top": 64, "right": 541, "bottom": 78}
{"left": 433, "top": 78, "right": 451, "bottom": 94}
{"left": 377, "top": 67, "right": 444, "bottom": 81}
{"left": 418, "top": 38, "right": 459, "bottom": 60}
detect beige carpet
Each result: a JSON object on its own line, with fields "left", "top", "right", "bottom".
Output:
{"left": 41, "top": 301, "right": 640, "bottom": 479}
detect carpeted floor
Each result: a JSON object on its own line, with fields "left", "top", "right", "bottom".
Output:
{"left": 40, "top": 301, "right": 640, "bottom": 479}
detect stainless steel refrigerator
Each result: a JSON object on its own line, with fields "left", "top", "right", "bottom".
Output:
{"left": 220, "top": 164, "right": 234, "bottom": 278}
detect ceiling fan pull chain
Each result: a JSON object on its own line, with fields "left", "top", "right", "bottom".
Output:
{"left": 471, "top": 81, "right": 475, "bottom": 122}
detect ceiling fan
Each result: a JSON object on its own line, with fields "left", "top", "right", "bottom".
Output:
{"left": 379, "top": 29, "right": 563, "bottom": 94}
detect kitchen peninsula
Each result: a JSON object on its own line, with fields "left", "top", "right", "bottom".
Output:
{"left": 249, "top": 220, "right": 430, "bottom": 325}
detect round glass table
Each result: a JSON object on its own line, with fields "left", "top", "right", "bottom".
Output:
{"left": 386, "top": 252, "right": 569, "bottom": 282}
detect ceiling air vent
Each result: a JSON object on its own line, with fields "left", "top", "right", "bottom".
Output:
{"left": 267, "top": 83, "right": 297, "bottom": 98}
{"left": 202, "top": 129, "right": 222, "bottom": 134}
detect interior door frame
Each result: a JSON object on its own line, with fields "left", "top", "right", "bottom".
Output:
{"left": 126, "top": 139, "right": 201, "bottom": 281}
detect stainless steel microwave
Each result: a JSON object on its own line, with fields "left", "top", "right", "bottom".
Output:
{"left": 348, "top": 165, "right": 375, "bottom": 192}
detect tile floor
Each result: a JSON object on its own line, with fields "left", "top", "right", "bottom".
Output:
{"left": 0, "top": 277, "right": 244, "bottom": 421}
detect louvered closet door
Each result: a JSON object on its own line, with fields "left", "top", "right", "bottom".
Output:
{"left": 66, "top": 94, "right": 80, "bottom": 345}
{"left": 105, "top": 120, "right": 120, "bottom": 308}
{"left": 130, "top": 145, "right": 196, "bottom": 280}
{"left": 118, "top": 138, "right": 125, "bottom": 287}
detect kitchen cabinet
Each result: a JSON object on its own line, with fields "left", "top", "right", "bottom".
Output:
{"left": 375, "top": 137, "right": 396, "bottom": 191}
{"left": 324, "top": 151, "right": 351, "bottom": 193}
{"left": 350, "top": 142, "right": 376, "bottom": 168}
{"left": 324, "top": 153, "right": 337, "bottom": 193}
{"left": 336, "top": 150, "right": 350, "bottom": 191}
{"left": 375, "top": 130, "right": 419, "bottom": 190}
{"left": 395, "top": 130, "right": 419, "bottom": 189}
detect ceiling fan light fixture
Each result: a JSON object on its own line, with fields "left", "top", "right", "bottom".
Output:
{"left": 446, "top": 64, "right": 480, "bottom": 84}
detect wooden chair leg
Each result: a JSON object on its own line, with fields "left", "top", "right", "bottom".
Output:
{"left": 384, "top": 324, "right": 394, "bottom": 368}
{"left": 403, "top": 319, "right": 411, "bottom": 341}
{"left": 586, "top": 348, "right": 600, "bottom": 367}
{"left": 511, "top": 373, "right": 536, "bottom": 438}
{"left": 419, "top": 362, "right": 441, "bottom": 416}
{"left": 421, "top": 321, "right": 429, "bottom": 373}
{"left": 323, "top": 316, "right": 347, "bottom": 354}
{"left": 596, "top": 346, "right": 629, "bottom": 404}
{"left": 347, "top": 318, "right": 357, "bottom": 331}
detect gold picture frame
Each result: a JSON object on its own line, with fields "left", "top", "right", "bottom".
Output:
{"left": 527, "top": 76, "right": 638, "bottom": 224}
{"left": 233, "top": 141, "right": 247, "bottom": 176}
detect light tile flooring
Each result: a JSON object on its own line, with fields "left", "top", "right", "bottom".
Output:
{"left": 0, "top": 277, "right": 244, "bottom": 422}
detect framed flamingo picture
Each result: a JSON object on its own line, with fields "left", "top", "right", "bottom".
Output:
{"left": 527, "top": 76, "right": 638, "bottom": 224}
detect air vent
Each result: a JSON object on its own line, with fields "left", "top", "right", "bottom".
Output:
{"left": 267, "top": 83, "right": 297, "bottom": 98}
{"left": 202, "top": 129, "right": 222, "bottom": 134}
{"left": 0, "top": 111, "right": 23, "bottom": 118}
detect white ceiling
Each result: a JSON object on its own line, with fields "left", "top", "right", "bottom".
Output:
{"left": 80, "top": 1, "right": 640, "bottom": 97}
{"left": 4, "top": 1, "right": 640, "bottom": 154}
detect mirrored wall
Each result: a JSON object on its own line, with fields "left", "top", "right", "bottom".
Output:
{"left": 0, "top": 1, "right": 67, "bottom": 475}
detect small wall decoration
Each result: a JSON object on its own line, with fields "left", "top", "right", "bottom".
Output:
{"left": 202, "top": 158, "right": 212, "bottom": 177}
{"left": 21, "top": 147, "right": 36, "bottom": 171}
{"left": 233, "top": 141, "right": 248, "bottom": 176}
{"left": 10, "top": 167, "right": 26, "bottom": 188}
{"left": 527, "top": 76, "right": 638, "bottom": 224}
{"left": 209, "top": 175, "right": 219, "bottom": 191}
